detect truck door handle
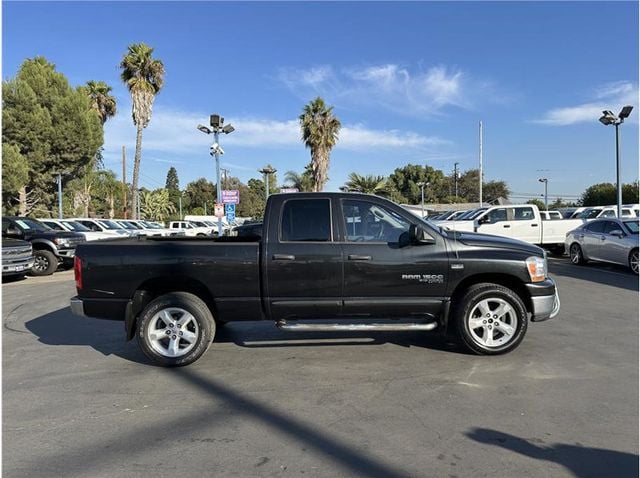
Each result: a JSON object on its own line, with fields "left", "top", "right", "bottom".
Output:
{"left": 272, "top": 254, "right": 295, "bottom": 261}
{"left": 348, "top": 254, "right": 372, "bottom": 261}
{"left": 531, "top": 224, "right": 538, "bottom": 227}
{"left": 503, "top": 224, "right": 511, "bottom": 228}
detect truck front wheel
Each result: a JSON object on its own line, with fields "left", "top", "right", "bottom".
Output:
{"left": 137, "top": 292, "right": 215, "bottom": 366}
{"left": 454, "top": 283, "right": 528, "bottom": 355}
{"left": 31, "top": 250, "right": 58, "bottom": 276}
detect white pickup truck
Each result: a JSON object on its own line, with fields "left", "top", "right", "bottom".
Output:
{"left": 433, "top": 204, "right": 585, "bottom": 253}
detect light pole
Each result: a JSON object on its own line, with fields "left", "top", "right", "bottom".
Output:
{"left": 453, "top": 162, "right": 459, "bottom": 199}
{"left": 538, "top": 178, "right": 548, "bottom": 210}
{"left": 416, "top": 181, "right": 428, "bottom": 217}
{"left": 197, "top": 114, "right": 235, "bottom": 236}
{"left": 259, "top": 166, "right": 277, "bottom": 201}
{"left": 56, "top": 173, "right": 63, "bottom": 219}
{"left": 599, "top": 106, "right": 633, "bottom": 217}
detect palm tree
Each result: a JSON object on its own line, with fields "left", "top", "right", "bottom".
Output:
{"left": 141, "top": 189, "right": 175, "bottom": 221}
{"left": 299, "top": 97, "right": 341, "bottom": 192}
{"left": 345, "top": 173, "right": 387, "bottom": 195}
{"left": 119, "top": 43, "right": 165, "bottom": 219}
{"left": 83, "top": 80, "right": 117, "bottom": 125}
{"left": 284, "top": 168, "right": 314, "bottom": 192}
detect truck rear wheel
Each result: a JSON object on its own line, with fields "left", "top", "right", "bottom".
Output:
{"left": 453, "top": 283, "right": 528, "bottom": 355}
{"left": 31, "top": 250, "right": 58, "bottom": 276}
{"left": 137, "top": 292, "right": 215, "bottom": 366}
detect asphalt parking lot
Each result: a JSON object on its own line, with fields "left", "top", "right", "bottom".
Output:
{"left": 2, "top": 259, "right": 638, "bottom": 478}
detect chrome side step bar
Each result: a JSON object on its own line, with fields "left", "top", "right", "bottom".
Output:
{"left": 276, "top": 320, "right": 438, "bottom": 332}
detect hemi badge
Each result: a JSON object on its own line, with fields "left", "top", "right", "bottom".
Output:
{"left": 451, "top": 264, "right": 464, "bottom": 270}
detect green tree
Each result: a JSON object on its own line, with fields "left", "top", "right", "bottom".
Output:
{"left": 184, "top": 178, "right": 216, "bottom": 214}
{"left": 2, "top": 143, "right": 29, "bottom": 214}
{"left": 244, "top": 178, "right": 267, "bottom": 219}
{"left": 387, "top": 164, "right": 446, "bottom": 204}
{"left": 344, "top": 173, "right": 387, "bottom": 194}
{"left": 165, "top": 166, "right": 181, "bottom": 215}
{"left": 93, "top": 170, "right": 121, "bottom": 218}
{"left": 483, "top": 180, "right": 511, "bottom": 203}
{"left": 2, "top": 57, "right": 103, "bottom": 215}
{"left": 120, "top": 43, "right": 165, "bottom": 219}
{"left": 141, "top": 189, "right": 176, "bottom": 221}
{"left": 580, "top": 181, "right": 640, "bottom": 206}
{"left": 82, "top": 80, "right": 117, "bottom": 125}
{"left": 299, "top": 97, "right": 341, "bottom": 192}
{"left": 284, "top": 165, "right": 314, "bottom": 192}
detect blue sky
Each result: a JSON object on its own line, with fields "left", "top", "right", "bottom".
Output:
{"left": 3, "top": 1, "right": 638, "bottom": 202}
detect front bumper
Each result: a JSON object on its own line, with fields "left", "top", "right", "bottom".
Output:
{"left": 2, "top": 260, "right": 34, "bottom": 275}
{"left": 526, "top": 278, "right": 560, "bottom": 322}
{"left": 57, "top": 248, "right": 76, "bottom": 258}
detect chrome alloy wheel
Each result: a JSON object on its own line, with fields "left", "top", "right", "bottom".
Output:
{"left": 467, "top": 298, "right": 517, "bottom": 348}
{"left": 630, "top": 250, "right": 639, "bottom": 275}
{"left": 570, "top": 244, "right": 582, "bottom": 264}
{"left": 33, "top": 255, "right": 49, "bottom": 272}
{"left": 146, "top": 307, "right": 200, "bottom": 358}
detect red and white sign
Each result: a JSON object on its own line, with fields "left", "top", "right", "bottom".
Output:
{"left": 214, "top": 203, "right": 225, "bottom": 218}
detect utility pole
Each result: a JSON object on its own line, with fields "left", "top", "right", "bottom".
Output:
{"left": 56, "top": 173, "right": 63, "bottom": 219}
{"left": 454, "top": 162, "right": 459, "bottom": 199}
{"left": 122, "top": 146, "right": 127, "bottom": 219}
{"left": 179, "top": 195, "right": 183, "bottom": 220}
{"left": 221, "top": 168, "right": 230, "bottom": 190}
{"left": 479, "top": 121, "right": 483, "bottom": 207}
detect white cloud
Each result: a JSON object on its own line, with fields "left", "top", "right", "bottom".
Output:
{"left": 103, "top": 107, "right": 449, "bottom": 160}
{"left": 276, "top": 63, "right": 497, "bottom": 117}
{"left": 533, "top": 81, "right": 637, "bottom": 125}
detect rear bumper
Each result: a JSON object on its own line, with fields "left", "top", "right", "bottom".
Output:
{"left": 70, "top": 297, "right": 85, "bottom": 316}
{"left": 70, "top": 296, "right": 127, "bottom": 321}
{"left": 526, "top": 278, "right": 560, "bottom": 322}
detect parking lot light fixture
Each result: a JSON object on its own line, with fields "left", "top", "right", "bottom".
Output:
{"left": 538, "top": 178, "right": 548, "bottom": 210}
{"left": 197, "top": 114, "right": 234, "bottom": 236}
{"left": 598, "top": 106, "right": 633, "bottom": 218}
{"left": 416, "top": 181, "right": 428, "bottom": 218}
{"left": 259, "top": 166, "right": 277, "bottom": 200}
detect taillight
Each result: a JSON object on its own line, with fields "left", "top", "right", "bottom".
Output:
{"left": 74, "top": 256, "right": 83, "bottom": 290}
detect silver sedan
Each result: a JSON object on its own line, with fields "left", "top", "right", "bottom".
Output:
{"left": 565, "top": 218, "right": 639, "bottom": 274}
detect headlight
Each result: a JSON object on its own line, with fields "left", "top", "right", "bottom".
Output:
{"left": 55, "top": 238, "right": 70, "bottom": 247}
{"left": 526, "top": 256, "right": 547, "bottom": 282}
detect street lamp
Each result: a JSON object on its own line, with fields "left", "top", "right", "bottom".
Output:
{"left": 416, "top": 181, "right": 428, "bottom": 218}
{"left": 599, "top": 105, "right": 633, "bottom": 217}
{"left": 538, "top": 178, "right": 548, "bottom": 211}
{"left": 259, "top": 166, "right": 277, "bottom": 201}
{"left": 197, "top": 114, "right": 235, "bottom": 236}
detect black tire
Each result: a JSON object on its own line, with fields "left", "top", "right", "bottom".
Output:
{"left": 629, "top": 249, "right": 639, "bottom": 275}
{"left": 137, "top": 292, "right": 215, "bottom": 367}
{"left": 30, "top": 250, "right": 58, "bottom": 276}
{"left": 548, "top": 245, "right": 566, "bottom": 257}
{"left": 569, "top": 243, "right": 586, "bottom": 265}
{"left": 453, "top": 283, "right": 529, "bottom": 355}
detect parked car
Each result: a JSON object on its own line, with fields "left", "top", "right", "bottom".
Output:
{"left": 540, "top": 211, "right": 563, "bottom": 221}
{"left": 565, "top": 218, "right": 639, "bottom": 274}
{"left": 2, "top": 217, "right": 85, "bottom": 276}
{"left": 169, "top": 221, "right": 215, "bottom": 237}
{"left": 2, "top": 238, "right": 34, "bottom": 279}
{"left": 232, "top": 222, "right": 263, "bottom": 238}
{"left": 433, "top": 204, "right": 584, "bottom": 254}
{"left": 71, "top": 192, "right": 560, "bottom": 366}
{"left": 577, "top": 205, "right": 639, "bottom": 220}
{"left": 40, "top": 219, "right": 114, "bottom": 241}
{"left": 72, "top": 218, "right": 132, "bottom": 237}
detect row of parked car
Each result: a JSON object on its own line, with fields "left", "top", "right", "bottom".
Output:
{"left": 0, "top": 215, "right": 241, "bottom": 279}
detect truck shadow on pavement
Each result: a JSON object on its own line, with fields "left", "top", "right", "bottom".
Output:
{"left": 548, "top": 260, "right": 638, "bottom": 292}
{"left": 466, "top": 427, "right": 639, "bottom": 478}
{"left": 24, "top": 308, "right": 465, "bottom": 366}
{"left": 24, "top": 307, "right": 148, "bottom": 363}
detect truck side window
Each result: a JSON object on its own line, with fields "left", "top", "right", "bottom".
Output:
{"left": 281, "top": 199, "right": 331, "bottom": 242}
{"left": 341, "top": 200, "right": 410, "bottom": 243}
{"left": 514, "top": 207, "right": 535, "bottom": 221}
{"left": 485, "top": 208, "right": 507, "bottom": 223}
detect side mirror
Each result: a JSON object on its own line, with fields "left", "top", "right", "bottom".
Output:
{"left": 477, "top": 215, "right": 489, "bottom": 225}
{"left": 409, "top": 224, "right": 435, "bottom": 245}
{"left": 6, "top": 227, "right": 22, "bottom": 237}
{"left": 610, "top": 229, "right": 625, "bottom": 238}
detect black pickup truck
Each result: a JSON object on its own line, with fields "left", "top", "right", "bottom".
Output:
{"left": 71, "top": 193, "right": 560, "bottom": 366}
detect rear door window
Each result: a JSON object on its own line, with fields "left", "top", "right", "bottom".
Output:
{"left": 280, "top": 199, "right": 332, "bottom": 242}
{"left": 585, "top": 221, "right": 605, "bottom": 233}
{"left": 514, "top": 207, "right": 535, "bottom": 221}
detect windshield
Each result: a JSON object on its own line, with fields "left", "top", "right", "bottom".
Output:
{"left": 456, "top": 208, "right": 487, "bottom": 220}
{"left": 190, "top": 221, "right": 206, "bottom": 227}
{"left": 624, "top": 221, "right": 639, "bottom": 234}
{"left": 118, "top": 221, "right": 138, "bottom": 230}
{"left": 62, "top": 221, "right": 90, "bottom": 232}
{"left": 580, "top": 208, "right": 602, "bottom": 219}
{"left": 14, "top": 218, "right": 51, "bottom": 232}
{"left": 142, "top": 221, "right": 162, "bottom": 229}
{"left": 98, "top": 220, "right": 124, "bottom": 230}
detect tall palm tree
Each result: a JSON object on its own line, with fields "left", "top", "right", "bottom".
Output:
{"left": 83, "top": 80, "right": 117, "bottom": 125}
{"left": 299, "top": 97, "right": 341, "bottom": 192}
{"left": 284, "top": 168, "right": 314, "bottom": 192}
{"left": 345, "top": 173, "right": 387, "bottom": 195}
{"left": 119, "top": 43, "right": 165, "bottom": 219}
